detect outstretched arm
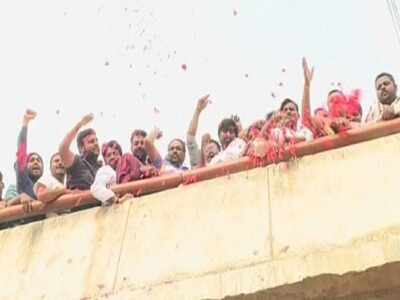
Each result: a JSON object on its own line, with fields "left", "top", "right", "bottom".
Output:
{"left": 17, "top": 110, "right": 36, "bottom": 173}
{"left": 59, "top": 114, "right": 94, "bottom": 168}
{"left": 301, "top": 58, "right": 314, "bottom": 127}
{"left": 36, "top": 185, "right": 68, "bottom": 203}
{"left": 187, "top": 95, "right": 210, "bottom": 137}
{"left": 187, "top": 95, "right": 210, "bottom": 169}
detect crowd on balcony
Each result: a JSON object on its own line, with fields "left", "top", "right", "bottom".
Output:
{"left": 0, "top": 58, "right": 399, "bottom": 225}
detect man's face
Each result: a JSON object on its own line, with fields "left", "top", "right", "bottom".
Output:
{"left": 167, "top": 140, "right": 185, "bottom": 167}
{"left": 376, "top": 76, "right": 397, "bottom": 105}
{"left": 219, "top": 126, "right": 237, "bottom": 149}
{"left": 50, "top": 154, "right": 66, "bottom": 178}
{"left": 27, "top": 154, "right": 43, "bottom": 179}
{"left": 82, "top": 133, "right": 100, "bottom": 157}
{"left": 131, "top": 134, "right": 147, "bottom": 163}
{"left": 282, "top": 102, "right": 299, "bottom": 119}
{"left": 104, "top": 146, "right": 121, "bottom": 170}
{"left": 204, "top": 142, "right": 220, "bottom": 164}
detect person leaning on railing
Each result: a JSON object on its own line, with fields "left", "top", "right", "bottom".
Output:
{"left": 366, "top": 73, "right": 400, "bottom": 122}
{"left": 59, "top": 113, "right": 102, "bottom": 210}
{"left": 91, "top": 141, "right": 132, "bottom": 206}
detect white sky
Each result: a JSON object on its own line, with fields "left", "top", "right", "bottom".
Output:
{"left": 0, "top": 0, "right": 399, "bottom": 185}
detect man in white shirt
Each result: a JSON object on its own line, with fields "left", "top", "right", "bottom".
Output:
{"left": 209, "top": 118, "right": 247, "bottom": 165}
{"left": 91, "top": 141, "right": 131, "bottom": 206}
{"left": 161, "top": 139, "right": 189, "bottom": 174}
{"left": 34, "top": 153, "right": 68, "bottom": 203}
{"left": 366, "top": 73, "right": 400, "bottom": 122}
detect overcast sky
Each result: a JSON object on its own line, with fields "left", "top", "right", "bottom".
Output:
{"left": 0, "top": 0, "right": 399, "bottom": 185}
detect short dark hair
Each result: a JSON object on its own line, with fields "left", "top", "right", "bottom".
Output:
{"left": 0, "top": 171, "right": 3, "bottom": 182}
{"left": 375, "top": 72, "right": 396, "bottom": 85}
{"left": 27, "top": 152, "right": 43, "bottom": 166}
{"left": 328, "top": 89, "right": 344, "bottom": 97}
{"left": 130, "top": 129, "right": 147, "bottom": 143}
{"left": 77, "top": 128, "right": 96, "bottom": 150}
{"left": 218, "top": 118, "right": 239, "bottom": 137}
{"left": 102, "top": 140, "right": 123, "bottom": 158}
{"left": 279, "top": 98, "right": 299, "bottom": 112}
{"left": 168, "top": 138, "right": 186, "bottom": 152}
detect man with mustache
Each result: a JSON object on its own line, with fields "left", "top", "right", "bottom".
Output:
{"left": 130, "top": 129, "right": 162, "bottom": 176}
{"left": 4, "top": 110, "right": 44, "bottom": 215}
{"left": 118, "top": 128, "right": 161, "bottom": 181}
{"left": 59, "top": 113, "right": 102, "bottom": 191}
{"left": 366, "top": 73, "right": 400, "bottom": 122}
{"left": 34, "top": 153, "right": 68, "bottom": 203}
{"left": 161, "top": 138, "right": 188, "bottom": 173}
{"left": 16, "top": 110, "right": 44, "bottom": 200}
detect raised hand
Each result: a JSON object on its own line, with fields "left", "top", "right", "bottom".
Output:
{"left": 196, "top": 94, "right": 210, "bottom": 113}
{"left": 302, "top": 57, "right": 314, "bottom": 86}
{"left": 148, "top": 127, "right": 163, "bottom": 141}
{"left": 79, "top": 113, "right": 94, "bottom": 127}
{"left": 23, "top": 109, "right": 37, "bottom": 125}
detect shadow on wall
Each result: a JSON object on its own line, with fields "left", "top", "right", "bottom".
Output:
{"left": 209, "top": 262, "right": 400, "bottom": 300}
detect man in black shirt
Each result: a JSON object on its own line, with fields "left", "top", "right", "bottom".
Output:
{"left": 59, "top": 114, "right": 101, "bottom": 191}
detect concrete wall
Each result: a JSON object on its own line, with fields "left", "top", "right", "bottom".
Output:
{"left": 1, "top": 133, "right": 400, "bottom": 300}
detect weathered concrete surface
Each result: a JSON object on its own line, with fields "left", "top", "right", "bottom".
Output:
{"left": 0, "top": 202, "right": 132, "bottom": 300}
{"left": 114, "top": 168, "right": 270, "bottom": 291}
{"left": 1, "top": 134, "right": 400, "bottom": 300}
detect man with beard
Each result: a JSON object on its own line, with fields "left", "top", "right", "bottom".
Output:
{"left": 366, "top": 73, "right": 400, "bottom": 122}
{"left": 209, "top": 118, "right": 247, "bottom": 165}
{"left": 59, "top": 113, "right": 101, "bottom": 191}
{"left": 34, "top": 153, "right": 68, "bottom": 203}
{"left": 91, "top": 141, "right": 133, "bottom": 205}
{"left": 161, "top": 139, "right": 188, "bottom": 173}
{"left": 130, "top": 129, "right": 162, "bottom": 175}
{"left": 118, "top": 128, "right": 162, "bottom": 182}
{"left": 16, "top": 110, "right": 44, "bottom": 199}
{"left": 3, "top": 110, "right": 44, "bottom": 219}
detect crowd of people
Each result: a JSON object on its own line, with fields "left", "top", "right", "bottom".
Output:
{"left": 0, "top": 58, "right": 399, "bottom": 226}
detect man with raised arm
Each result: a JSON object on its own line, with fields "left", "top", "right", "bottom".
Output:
{"left": 59, "top": 114, "right": 101, "bottom": 191}
{"left": 186, "top": 94, "right": 221, "bottom": 169}
{"left": 3, "top": 110, "right": 44, "bottom": 217}
{"left": 366, "top": 73, "right": 400, "bottom": 122}
{"left": 118, "top": 127, "right": 162, "bottom": 183}
{"left": 130, "top": 128, "right": 162, "bottom": 174}
{"left": 16, "top": 109, "right": 44, "bottom": 199}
